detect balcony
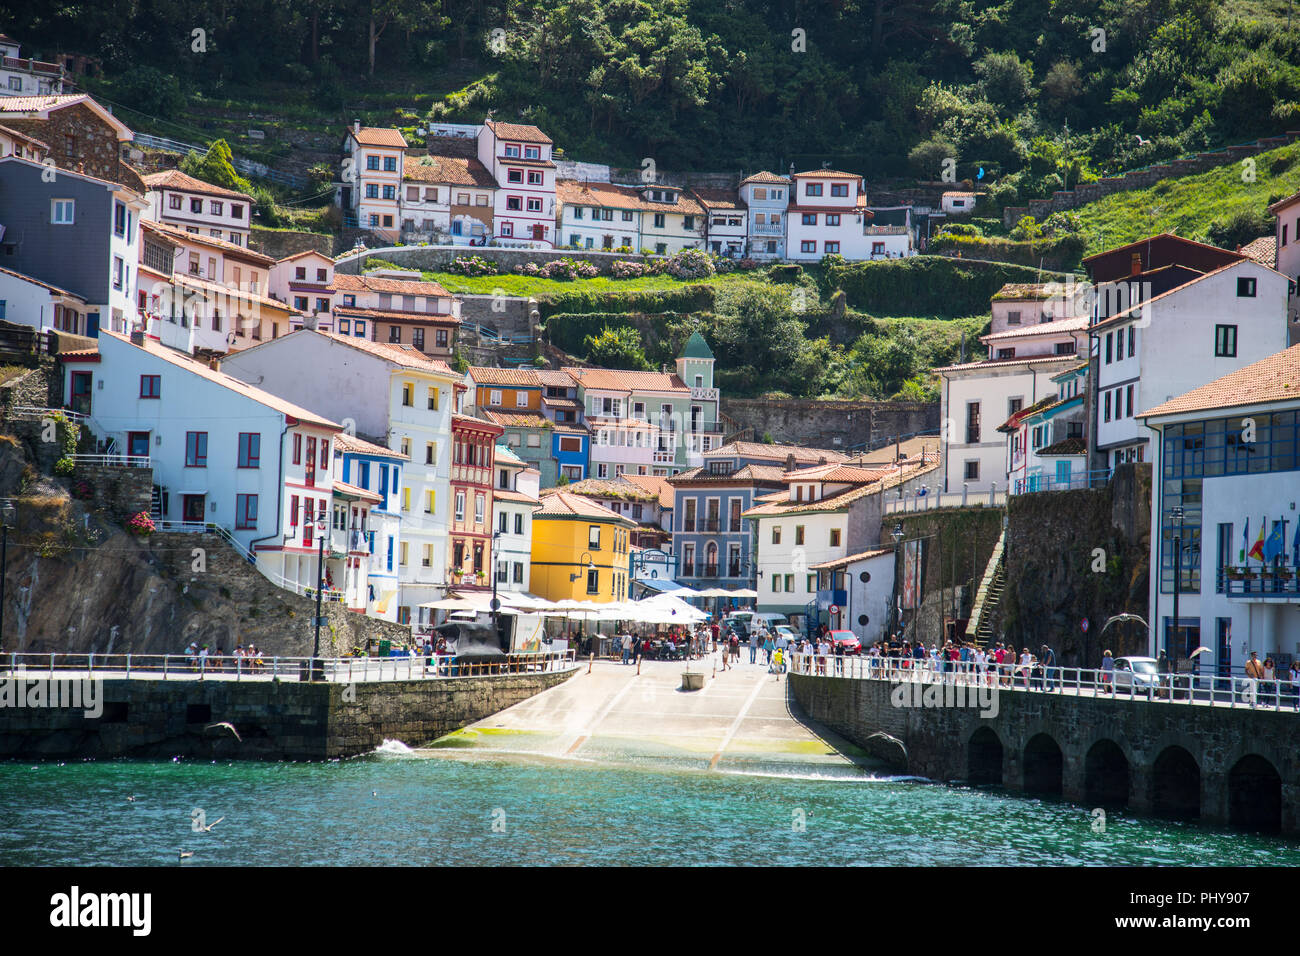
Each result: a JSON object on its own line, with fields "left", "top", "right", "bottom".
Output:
{"left": 690, "top": 387, "right": 719, "bottom": 401}
{"left": 751, "top": 224, "right": 784, "bottom": 235}
{"left": 701, "top": 519, "right": 721, "bottom": 533}
{"left": 682, "top": 564, "right": 695, "bottom": 577}
{"left": 703, "top": 564, "right": 718, "bottom": 577}
{"left": 1219, "top": 567, "right": 1300, "bottom": 600}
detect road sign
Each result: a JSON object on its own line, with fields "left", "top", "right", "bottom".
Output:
{"left": 490, "top": 598, "right": 501, "bottom": 612}
{"left": 1080, "top": 618, "right": 1089, "bottom": 633}
{"left": 829, "top": 605, "right": 840, "bottom": 615}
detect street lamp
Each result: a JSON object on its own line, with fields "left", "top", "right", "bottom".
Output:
{"left": 490, "top": 529, "right": 502, "bottom": 639}
{"left": 312, "top": 513, "right": 327, "bottom": 673}
{"left": 0, "top": 501, "right": 14, "bottom": 653}
{"left": 1170, "top": 505, "right": 1184, "bottom": 660}
{"left": 569, "top": 551, "right": 596, "bottom": 586}
{"left": 890, "top": 522, "right": 904, "bottom": 639}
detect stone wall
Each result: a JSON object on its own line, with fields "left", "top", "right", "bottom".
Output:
{"left": 719, "top": 398, "right": 938, "bottom": 450}
{"left": 70, "top": 462, "right": 151, "bottom": 524}
{"left": 789, "top": 671, "right": 1300, "bottom": 830}
{"left": 0, "top": 364, "right": 52, "bottom": 415}
{"left": 2, "top": 102, "right": 146, "bottom": 193}
{"left": 1001, "top": 132, "right": 1300, "bottom": 227}
{"left": 1002, "top": 464, "right": 1151, "bottom": 665}
{"left": 249, "top": 227, "right": 334, "bottom": 260}
{"left": 0, "top": 667, "right": 577, "bottom": 759}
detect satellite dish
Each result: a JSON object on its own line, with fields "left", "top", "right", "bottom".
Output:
{"left": 859, "top": 571, "right": 870, "bottom": 582}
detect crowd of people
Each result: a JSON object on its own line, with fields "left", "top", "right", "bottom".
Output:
{"left": 183, "top": 641, "right": 266, "bottom": 674}
{"left": 827, "top": 639, "right": 1060, "bottom": 690}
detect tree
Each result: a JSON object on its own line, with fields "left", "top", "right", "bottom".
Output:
{"left": 974, "top": 52, "right": 1033, "bottom": 111}
{"left": 907, "top": 134, "right": 957, "bottom": 180}
{"left": 180, "top": 140, "right": 252, "bottom": 194}
{"left": 583, "top": 326, "right": 651, "bottom": 370}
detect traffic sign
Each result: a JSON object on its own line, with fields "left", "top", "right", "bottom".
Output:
{"left": 490, "top": 598, "right": 501, "bottom": 612}
{"left": 1080, "top": 618, "right": 1089, "bottom": 633}
{"left": 829, "top": 604, "right": 840, "bottom": 615}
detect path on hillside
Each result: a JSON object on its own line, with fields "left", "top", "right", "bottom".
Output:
{"left": 422, "top": 657, "right": 870, "bottom": 777}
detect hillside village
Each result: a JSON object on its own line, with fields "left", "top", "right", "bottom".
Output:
{"left": 1, "top": 40, "right": 1300, "bottom": 678}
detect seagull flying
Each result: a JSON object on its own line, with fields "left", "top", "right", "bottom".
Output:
{"left": 1134, "top": 135, "right": 1151, "bottom": 147}
{"left": 205, "top": 722, "right": 241, "bottom": 742}
{"left": 198, "top": 816, "right": 224, "bottom": 833}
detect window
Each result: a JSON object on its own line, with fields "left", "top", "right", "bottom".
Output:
{"left": 232, "top": 205, "right": 243, "bottom": 220}
{"left": 513, "top": 562, "right": 524, "bottom": 583}
{"left": 965, "top": 401, "right": 980, "bottom": 444}
{"left": 185, "top": 432, "right": 208, "bottom": 467}
{"left": 795, "top": 525, "right": 805, "bottom": 546}
{"left": 168, "top": 194, "right": 182, "bottom": 210}
{"left": 422, "top": 544, "right": 433, "bottom": 568}
{"left": 399, "top": 541, "right": 408, "bottom": 566}
{"left": 236, "top": 494, "right": 258, "bottom": 530}
{"left": 366, "top": 155, "right": 380, "bottom": 170}
{"left": 805, "top": 183, "right": 823, "bottom": 197}
{"left": 525, "top": 146, "right": 540, "bottom": 159}
{"left": 528, "top": 171, "right": 543, "bottom": 186}
{"left": 825, "top": 241, "right": 840, "bottom": 253}
{"left": 402, "top": 383, "right": 413, "bottom": 406}
{"left": 1104, "top": 391, "right": 1112, "bottom": 422}
{"left": 51, "top": 199, "right": 74, "bottom": 224}
{"left": 964, "top": 460, "right": 979, "bottom": 481}
{"left": 1128, "top": 326, "right": 1136, "bottom": 357}
{"left": 1126, "top": 384, "right": 1134, "bottom": 418}
{"left": 425, "top": 442, "right": 436, "bottom": 465}
{"left": 653, "top": 213, "right": 665, "bottom": 228}
{"left": 801, "top": 213, "right": 817, "bottom": 226}
{"left": 830, "top": 183, "right": 849, "bottom": 197}
{"left": 383, "top": 156, "right": 396, "bottom": 172}
{"left": 427, "top": 387, "right": 439, "bottom": 410}
{"left": 320, "top": 440, "right": 329, "bottom": 468}
{"left": 354, "top": 321, "right": 366, "bottom": 337}
{"left": 801, "top": 241, "right": 816, "bottom": 253}
{"left": 426, "top": 490, "right": 436, "bottom": 514}
{"left": 586, "top": 569, "right": 599, "bottom": 594}
{"left": 389, "top": 326, "right": 402, "bottom": 343}
{"left": 210, "top": 200, "right": 223, "bottom": 216}
{"left": 1006, "top": 310, "right": 1021, "bottom": 325}
{"left": 238, "top": 433, "right": 261, "bottom": 468}
{"left": 826, "top": 214, "right": 840, "bottom": 226}
{"left": 1236, "top": 277, "right": 1257, "bottom": 297}
{"left": 1008, "top": 397, "right": 1023, "bottom": 416}
{"left": 506, "top": 197, "right": 522, "bottom": 211}
{"left": 454, "top": 492, "right": 465, "bottom": 521}
{"left": 294, "top": 296, "right": 309, "bottom": 311}
{"left": 772, "top": 574, "right": 781, "bottom": 593}
{"left": 587, "top": 524, "right": 603, "bottom": 550}
{"left": 1105, "top": 332, "right": 1113, "bottom": 364}
{"left": 366, "top": 185, "right": 378, "bottom": 199}
{"left": 190, "top": 198, "right": 203, "bottom": 213}
{"left": 784, "top": 574, "right": 794, "bottom": 592}
{"left": 140, "top": 374, "right": 161, "bottom": 399}
{"left": 504, "top": 144, "right": 520, "bottom": 158}
{"left": 382, "top": 185, "right": 396, "bottom": 200}
{"left": 292, "top": 433, "right": 302, "bottom": 464}
{"left": 316, "top": 298, "right": 330, "bottom": 313}
{"left": 772, "top": 526, "right": 781, "bottom": 545}
{"left": 830, "top": 528, "right": 841, "bottom": 547}
{"left": 507, "top": 169, "right": 523, "bottom": 184}
{"left": 1214, "top": 324, "right": 1237, "bottom": 357}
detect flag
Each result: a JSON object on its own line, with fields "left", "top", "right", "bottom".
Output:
{"left": 1263, "top": 518, "right": 1286, "bottom": 563}
{"left": 1248, "top": 518, "right": 1267, "bottom": 562}
{"left": 1293, "top": 518, "right": 1300, "bottom": 566}
{"left": 1239, "top": 516, "right": 1249, "bottom": 564}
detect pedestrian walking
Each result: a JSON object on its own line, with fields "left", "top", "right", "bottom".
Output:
{"left": 621, "top": 632, "right": 633, "bottom": 664}
{"left": 1039, "top": 644, "right": 1057, "bottom": 692}
{"left": 1100, "top": 649, "right": 1115, "bottom": 694}
{"left": 749, "top": 627, "right": 761, "bottom": 664}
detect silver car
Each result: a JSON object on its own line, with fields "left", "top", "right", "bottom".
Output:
{"left": 1113, "top": 656, "right": 1160, "bottom": 692}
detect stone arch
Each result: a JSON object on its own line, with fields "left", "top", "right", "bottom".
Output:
{"left": 1023, "top": 733, "right": 1063, "bottom": 795}
{"left": 1084, "top": 738, "right": 1131, "bottom": 808}
{"left": 1151, "top": 746, "right": 1200, "bottom": 820}
{"left": 968, "top": 726, "right": 1003, "bottom": 786}
{"left": 1228, "top": 754, "right": 1281, "bottom": 832}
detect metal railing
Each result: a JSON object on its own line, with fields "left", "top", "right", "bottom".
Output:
{"left": 70, "top": 453, "right": 152, "bottom": 469}
{"left": 133, "top": 133, "right": 307, "bottom": 189}
{"left": 8, "top": 406, "right": 87, "bottom": 425}
{"left": 1012, "top": 468, "right": 1111, "bottom": 495}
{"left": 787, "top": 653, "right": 1300, "bottom": 712}
{"left": 1219, "top": 567, "right": 1300, "bottom": 598}
{"left": 883, "top": 485, "right": 1004, "bottom": 513}
{"left": 0, "top": 650, "right": 578, "bottom": 683}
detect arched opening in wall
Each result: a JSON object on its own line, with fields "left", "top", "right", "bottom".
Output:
{"left": 1151, "top": 746, "right": 1200, "bottom": 820}
{"left": 1084, "top": 739, "right": 1130, "bottom": 808}
{"left": 1023, "top": 734, "right": 1063, "bottom": 795}
{"left": 968, "top": 727, "right": 1003, "bottom": 786}
{"left": 1228, "top": 754, "right": 1281, "bottom": 832}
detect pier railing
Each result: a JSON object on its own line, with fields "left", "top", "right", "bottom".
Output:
{"left": 0, "top": 650, "right": 578, "bottom": 683}
{"left": 786, "top": 653, "right": 1300, "bottom": 712}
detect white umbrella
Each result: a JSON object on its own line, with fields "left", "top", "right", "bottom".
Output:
{"left": 419, "top": 597, "right": 479, "bottom": 610}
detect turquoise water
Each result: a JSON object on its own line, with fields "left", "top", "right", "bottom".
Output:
{"left": 2, "top": 753, "right": 1297, "bottom": 866}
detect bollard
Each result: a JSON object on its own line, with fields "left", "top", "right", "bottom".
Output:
{"left": 588, "top": 652, "right": 594, "bottom": 674}
{"left": 637, "top": 657, "right": 642, "bottom": 676}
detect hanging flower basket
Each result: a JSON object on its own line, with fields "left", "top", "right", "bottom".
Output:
{"left": 126, "top": 511, "right": 155, "bottom": 538}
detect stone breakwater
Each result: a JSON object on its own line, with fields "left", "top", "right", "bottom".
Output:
{"left": 0, "top": 668, "right": 578, "bottom": 760}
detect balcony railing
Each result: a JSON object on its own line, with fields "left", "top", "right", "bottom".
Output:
{"left": 1012, "top": 468, "right": 1112, "bottom": 495}
{"left": 682, "top": 564, "right": 695, "bottom": 577}
{"left": 751, "top": 224, "right": 784, "bottom": 235}
{"left": 702, "top": 519, "right": 721, "bottom": 532}
{"left": 1219, "top": 567, "right": 1300, "bottom": 598}
{"left": 71, "top": 453, "right": 151, "bottom": 469}
{"left": 703, "top": 564, "right": 718, "bottom": 577}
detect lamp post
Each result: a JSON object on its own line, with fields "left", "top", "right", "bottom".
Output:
{"left": 890, "top": 522, "right": 904, "bottom": 639}
{"left": 312, "top": 513, "right": 327, "bottom": 672}
{"left": 0, "top": 501, "right": 14, "bottom": 652}
{"left": 569, "top": 551, "right": 596, "bottom": 587}
{"left": 1170, "top": 505, "right": 1184, "bottom": 660}
{"left": 490, "top": 529, "right": 502, "bottom": 639}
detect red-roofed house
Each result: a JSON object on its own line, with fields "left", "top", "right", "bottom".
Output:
{"left": 739, "top": 173, "right": 790, "bottom": 259}
{"left": 341, "top": 121, "right": 406, "bottom": 241}
{"left": 477, "top": 117, "right": 556, "bottom": 247}
{"left": 1268, "top": 189, "right": 1300, "bottom": 345}
{"left": 142, "top": 169, "right": 255, "bottom": 246}
{"left": 786, "top": 169, "right": 872, "bottom": 261}
{"left": 400, "top": 152, "right": 496, "bottom": 244}
{"left": 0, "top": 36, "right": 66, "bottom": 96}
{"left": 58, "top": 330, "right": 346, "bottom": 601}
{"left": 333, "top": 270, "right": 461, "bottom": 359}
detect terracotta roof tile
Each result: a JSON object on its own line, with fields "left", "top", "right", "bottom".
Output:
{"left": 144, "top": 220, "right": 274, "bottom": 266}
{"left": 350, "top": 127, "right": 407, "bottom": 148}
{"left": 1140, "top": 343, "right": 1300, "bottom": 419}
{"left": 493, "top": 488, "right": 540, "bottom": 505}
{"left": 555, "top": 179, "right": 704, "bottom": 216}
{"left": 468, "top": 366, "right": 541, "bottom": 387}
{"left": 403, "top": 153, "right": 496, "bottom": 188}
{"left": 315, "top": 331, "right": 456, "bottom": 375}
{"left": 981, "top": 316, "right": 1089, "bottom": 343}
{"left": 935, "top": 355, "right": 1080, "bottom": 374}
{"left": 691, "top": 187, "right": 745, "bottom": 210}
{"left": 332, "top": 306, "right": 457, "bottom": 324}
{"left": 1239, "top": 235, "right": 1277, "bottom": 267}
{"left": 334, "top": 432, "right": 408, "bottom": 459}
{"left": 142, "top": 169, "right": 253, "bottom": 201}
{"left": 534, "top": 490, "right": 634, "bottom": 524}
{"left": 1036, "top": 437, "right": 1087, "bottom": 456}
{"left": 536, "top": 369, "right": 576, "bottom": 388}
{"left": 562, "top": 366, "right": 688, "bottom": 392}
{"left": 739, "top": 171, "right": 790, "bottom": 185}
{"left": 704, "top": 440, "right": 847, "bottom": 464}
{"left": 620, "top": 473, "right": 675, "bottom": 510}
{"left": 791, "top": 169, "right": 861, "bottom": 179}
{"left": 540, "top": 478, "right": 655, "bottom": 501}
{"left": 334, "top": 273, "right": 453, "bottom": 297}
{"left": 485, "top": 120, "right": 552, "bottom": 145}
{"left": 0, "top": 123, "right": 47, "bottom": 150}
{"left": 483, "top": 409, "right": 554, "bottom": 429}
{"left": 809, "top": 547, "right": 893, "bottom": 570}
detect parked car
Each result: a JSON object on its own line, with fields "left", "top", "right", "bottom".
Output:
{"left": 774, "top": 625, "right": 799, "bottom": 645}
{"left": 1113, "top": 656, "right": 1159, "bottom": 692}
{"left": 828, "top": 630, "right": 861, "bottom": 654}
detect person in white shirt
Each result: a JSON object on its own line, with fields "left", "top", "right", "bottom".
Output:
{"left": 621, "top": 632, "right": 633, "bottom": 665}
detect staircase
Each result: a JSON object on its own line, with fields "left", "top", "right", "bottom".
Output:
{"left": 149, "top": 484, "right": 162, "bottom": 520}
{"left": 966, "top": 529, "right": 1006, "bottom": 646}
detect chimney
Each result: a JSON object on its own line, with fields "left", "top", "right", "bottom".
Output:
{"left": 129, "top": 329, "right": 145, "bottom": 346}
{"left": 817, "top": 456, "right": 827, "bottom": 465}
{"left": 208, "top": 357, "right": 221, "bottom": 372}
{"left": 353, "top": 119, "right": 361, "bottom": 134}
{"left": 785, "top": 453, "right": 796, "bottom": 472}
{"left": 1129, "top": 252, "right": 1142, "bottom": 278}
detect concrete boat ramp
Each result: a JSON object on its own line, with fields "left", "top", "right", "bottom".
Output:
{"left": 418, "top": 658, "right": 872, "bottom": 777}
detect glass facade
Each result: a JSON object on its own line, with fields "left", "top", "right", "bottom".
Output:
{"left": 1159, "top": 411, "right": 1300, "bottom": 592}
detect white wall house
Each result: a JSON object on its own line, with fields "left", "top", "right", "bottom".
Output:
{"left": 695, "top": 189, "right": 746, "bottom": 257}
{"left": 738, "top": 172, "right": 789, "bottom": 260}
{"left": 477, "top": 119, "right": 556, "bottom": 247}
{"left": 0, "top": 36, "right": 65, "bottom": 96}
{"left": 490, "top": 443, "right": 541, "bottom": 597}
{"left": 222, "top": 330, "right": 462, "bottom": 629}
{"left": 334, "top": 431, "right": 409, "bottom": 621}
{"left": 0, "top": 265, "right": 87, "bottom": 332}
{"left": 268, "top": 250, "right": 336, "bottom": 330}
{"left": 1267, "top": 189, "right": 1300, "bottom": 346}
{"left": 785, "top": 170, "right": 870, "bottom": 261}
{"left": 555, "top": 179, "right": 643, "bottom": 251}
{"left": 1091, "top": 258, "right": 1291, "bottom": 469}
{"left": 59, "top": 330, "right": 344, "bottom": 600}
{"left": 1139, "top": 344, "right": 1300, "bottom": 676}
{"left": 400, "top": 153, "right": 496, "bottom": 244}
{"left": 811, "top": 548, "right": 895, "bottom": 646}
{"left": 341, "top": 123, "right": 406, "bottom": 241}
{"left": 142, "top": 169, "right": 255, "bottom": 246}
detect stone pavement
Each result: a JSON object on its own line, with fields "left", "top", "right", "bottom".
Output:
{"left": 427, "top": 655, "right": 869, "bottom": 776}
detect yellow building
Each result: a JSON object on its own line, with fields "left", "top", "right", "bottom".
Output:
{"left": 529, "top": 491, "right": 634, "bottom": 603}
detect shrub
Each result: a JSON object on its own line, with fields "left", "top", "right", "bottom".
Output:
{"left": 938, "top": 222, "right": 984, "bottom": 238}
{"left": 1008, "top": 215, "right": 1044, "bottom": 241}
{"left": 610, "top": 260, "right": 649, "bottom": 278}
{"left": 126, "top": 511, "right": 155, "bottom": 537}
{"left": 446, "top": 255, "right": 499, "bottom": 276}
{"left": 54, "top": 457, "right": 75, "bottom": 476}
{"left": 663, "top": 248, "right": 715, "bottom": 279}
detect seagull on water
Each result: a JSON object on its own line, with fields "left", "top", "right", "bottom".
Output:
{"left": 205, "top": 722, "right": 241, "bottom": 742}
{"left": 126, "top": 795, "right": 137, "bottom": 803}
{"left": 178, "top": 850, "right": 193, "bottom": 860}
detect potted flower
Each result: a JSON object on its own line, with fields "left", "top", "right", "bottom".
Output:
{"left": 1226, "top": 566, "right": 1244, "bottom": 580}
{"left": 474, "top": 569, "right": 487, "bottom": 583}
{"left": 126, "top": 511, "right": 155, "bottom": 538}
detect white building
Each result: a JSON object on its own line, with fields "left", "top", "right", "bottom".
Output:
{"left": 477, "top": 119, "right": 556, "bottom": 247}
{"left": 694, "top": 188, "right": 746, "bottom": 257}
{"left": 340, "top": 123, "right": 406, "bottom": 241}
{"left": 0, "top": 35, "right": 65, "bottom": 96}
{"left": 268, "top": 250, "right": 336, "bottom": 330}
{"left": 1139, "top": 343, "right": 1300, "bottom": 675}
{"left": 1265, "top": 189, "right": 1300, "bottom": 346}
{"left": 59, "top": 330, "right": 345, "bottom": 599}
{"left": 738, "top": 172, "right": 790, "bottom": 260}
{"left": 810, "top": 548, "right": 895, "bottom": 646}
{"left": 332, "top": 270, "right": 461, "bottom": 361}
{"left": 0, "top": 122, "right": 45, "bottom": 160}
{"left": 400, "top": 152, "right": 496, "bottom": 244}
{"left": 785, "top": 169, "right": 871, "bottom": 261}
{"left": 333, "top": 431, "right": 409, "bottom": 621}
{"left": 490, "top": 443, "right": 541, "bottom": 596}
{"left": 1089, "top": 255, "right": 1290, "bottom": 469}
{"left": 555, "top": 180, "right": 643, "bottom": 251}
{"left": 221, "top": 330, "right": 462, "bottom": 629}
{"left": 141, "top": 169, "right": 255, "bottom": 246}
{"left": 0, "top": 266, "right": 87, "bottom": 332}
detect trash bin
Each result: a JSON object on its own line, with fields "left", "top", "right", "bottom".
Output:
{"left": 378, "top": 639, "right": 391, "bottom": 657}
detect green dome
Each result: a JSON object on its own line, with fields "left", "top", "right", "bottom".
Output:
{"left": 681, "top": 331, "right": 714, "bottom": 359}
